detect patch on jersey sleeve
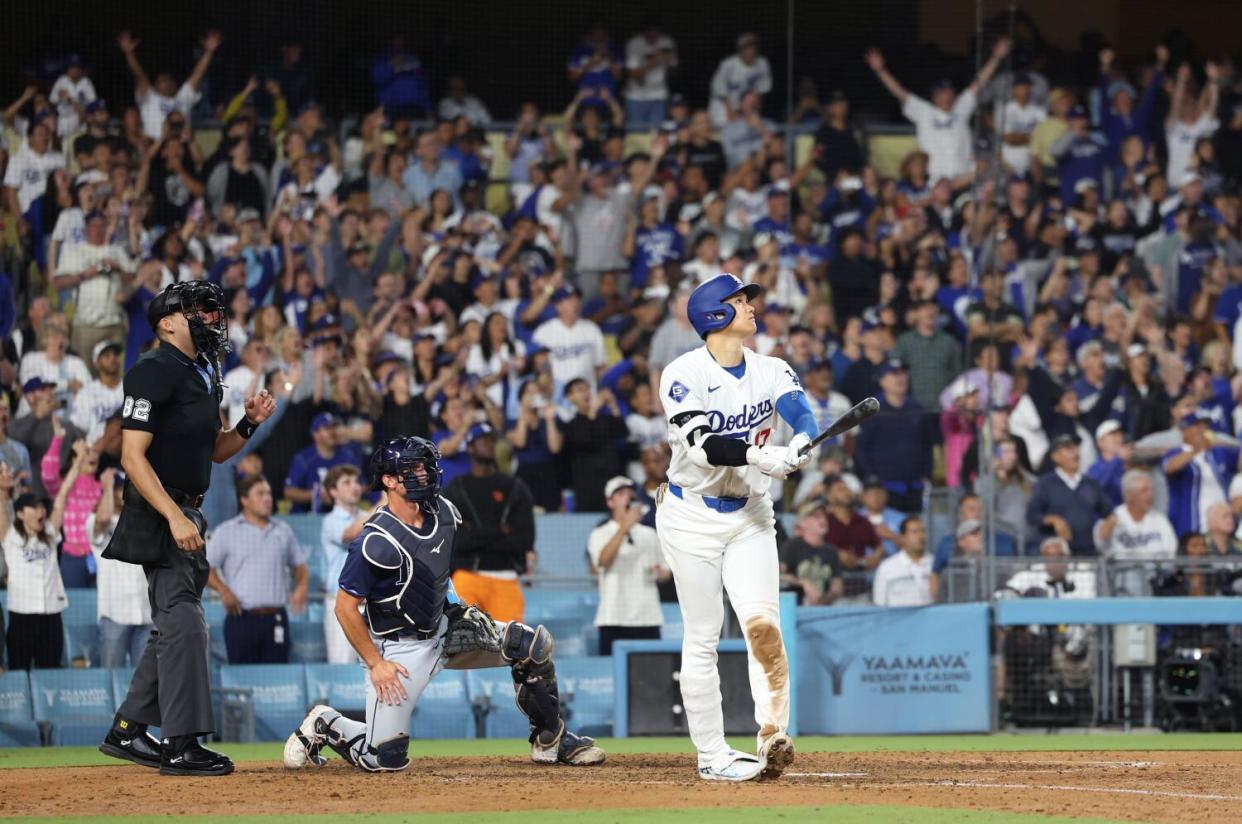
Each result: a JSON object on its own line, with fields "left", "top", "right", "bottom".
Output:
{"left": 667, "top": 380, "right": 690, "bottom": 403}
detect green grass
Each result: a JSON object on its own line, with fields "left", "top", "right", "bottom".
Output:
{"left": 2, "top": 732, "right": 1239, "bottom": 769}
{"left": 0, "top": 808, "right": 1138, "bottom": 824}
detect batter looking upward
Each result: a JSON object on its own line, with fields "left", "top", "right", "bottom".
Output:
{"left": 657, "top": 273, "right": 818, "bottom": 782}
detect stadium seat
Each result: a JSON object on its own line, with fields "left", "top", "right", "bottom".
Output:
{"left": 107, "top": 668, "right": 161, "bottom": 742}
{"left": 63, "top": 622, "right": 100, "bottom": 668}
{"left": 29, "top": 668, "right": 116, "bottom": 746}
{"left": 280, "top": 514, "right": 327, "bottom": 592}
{"left": 208, "top": 621, "right": 228, "bottom": 665}
{"left": 289, "top": 620, "right": 327, "bottom": 663}
{"left": 465, "top": 668, "right": 529, "bottom": 739}
{"left": 555, "top": 656, "right": 614, "bottom": 738}
{"left": 523, "top": 589, "right": 598, "bottom": 625}
{"left": 0, "top": 671, "right": 42, "bottom": 747}
{"left": 304, "top": 663, "right": 367, "bottom": 710}
{"left": 531, "top": 514, "right": 602, "bottom": 581}
{"left": 410, "top": 670, "right": 474, "bottom": 740}
{"left": 218, "top": 664, "right": 308, "bottom": 742}
{"left": 539, "top": 617, "right": 591, "bottom": 658}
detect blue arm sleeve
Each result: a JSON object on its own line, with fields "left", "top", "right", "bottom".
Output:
{"left": 776, "top": 390, "right": 819, "bottom": 441}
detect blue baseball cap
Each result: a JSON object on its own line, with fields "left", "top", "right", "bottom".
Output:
{"left": 310, "top": 412, "right": 340, "bottom": 434}
{"left": 469, "top": 270, "right": 492, "bottom": 291}
{"left": 465, "top": 423, "right": 495, "bottom": 445}
{"left": 1068, "top": 104, "right": 1088, "bottom": 119}
{"left": 553, "top": 286, "right": 582, "bottom": 303}
{"left": 806, "top": 357, "right": 831, "bottom": 372}
{"left": 1180, "top": 411, "right": 1212, "bottom": 429}
{"left": 22, "top": 377, "right": 56, "bottom": 394}
{"left": 85, "top": 99, "right": 107, "bottom": 114}
{"left": 879, "top": 358, "right": 908, "bottom": 376}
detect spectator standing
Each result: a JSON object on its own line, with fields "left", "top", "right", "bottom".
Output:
{"left": 872, "top": 516, "right": 933, "bottom": 607}
{"left": 284, "top": 414, "right": 364, "bottom": 513}
{"left": 998, "top": 73, "right": 1046, "bottom": 175}
{"left": 865, "top": 38, "right": 1010, "bottom": 184}
{"left": 624, "top": 22, "right": 677, "bottom": 127}
{"left": 1163, "top": 412, "right": 1239, "bottom": 537}
{"left": 117, "top": 30, "right": 220, "bottom": 139}
{"left": 444, "top": 424, "right": 535, "bottom": 623}
{"left": 588, "top": 476, "right": 668, "bottom": 654}
{"left": 976, "top": 436, "right": 1037, "bottom": 541}
{"left": 402, "top": 129, "right": 462, "bottom": 209}
{"left": 50, "top": 55, "right": 97, "bottom": 139}
{"left": 1097, "top": 46, "right": 1166, "bottom": 161}
{"left": 562, "top": 378, "right": 628, "bottom": 512}
{"left": 1094, "top": 470, "right": 1177, "bottom": 596}
{"left": 567, "top": 25, "right": 624, "bottom": 109}
{"left": 1087, "top": 419, "right": 1130, "bottom": 507}
{"left": 895, "top": 299, "right": 962, "bottom": 409}
{"left": 1052, "top": 105, "right": 1108, "bottom": 205}
{"left": 3, "top": 118, "right": 64, "bottom": 268}
{"left": 859, "top": 477, "right": 904, "bottom": 557}
{"left": 780, "top": 500, "right": 844, "bottom": 605}
{"left": 823, "top": 474, "right": 883, "bottom": 570}
{"left": 206, "top": 477, "right": 309, "bottom": 664}
{"left": 533, "top": 288, "right": 607, "bottom": 391}
{"left": 854, "top": 359, "right": 937, "bottom": 512}
{"left": 1166, "top": 61, "right": 1221, "bottom": 186}
{"left": 54, "top": 211, "right": 131, "bottom": 363}
{"left": 319, "top": 465, "right": 367, "bottom": 664}
{"left": 507, "top": 378, "right": 563, "bottom": 511}
{"left": 1026, "top": 433, "right": 1113, "bottom": 556}
{"left": 437, "top": 76, "right": 492, "bottom": 127}
{"left": 89, "top": 468, "right": 153, "bottom": 668}
{"left": 708, "top": 33, "right": 772, "bottom": 129}
{"left": 43, "top": 439, "right": 103, "bottom": 589}
{"left": 813, "top": 90, "right": 864, "bottom": 180}
{"left": 1, "top": 471, "right": 70, "bottom": 669}
{"left": 0, "top": 404, "right": 32, "bottom": 493}
{"left": 70, "top": 342, "right": 126, "bottom": 442}
{"left": 10, "top": 381, "right": 82, "bottom": 499}
{"left": 371, "top": 35, "right": 431, "bottom": 118}
{"left": 19, "top": 323, "right": 91, "bottom": 413}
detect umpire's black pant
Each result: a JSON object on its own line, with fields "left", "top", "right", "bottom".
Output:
{"left": 117, "top": 507, "right": 215, "bottom": 739}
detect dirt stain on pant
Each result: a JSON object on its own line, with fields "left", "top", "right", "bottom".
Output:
{"left": 744, "top": 616, "right": 788, "bottom": 738}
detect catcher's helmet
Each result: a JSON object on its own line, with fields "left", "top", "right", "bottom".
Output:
{"left": 686, "top": 273, "right": 762, "bottom": 339}
{"left": 147, "top": 281, "right": 229, "bottom": 361}
{"left": 369, "top": 436, "right": 443, "bottom": 511}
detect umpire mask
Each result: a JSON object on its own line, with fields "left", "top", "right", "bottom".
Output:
{"left": 148, "top": 281, "right": 230, "bottom": 363}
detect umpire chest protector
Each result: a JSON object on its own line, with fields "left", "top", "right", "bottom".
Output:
{"left": 359, "top": 498, "right": 460, "bottom": 637}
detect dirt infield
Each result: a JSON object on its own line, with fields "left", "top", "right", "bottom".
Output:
{"left": 2, "top": 750, "right": 1240, "bottom": 822}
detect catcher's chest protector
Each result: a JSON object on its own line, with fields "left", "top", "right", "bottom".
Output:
{"left": 358, "top": 500, "right": 459, "bottom": 635}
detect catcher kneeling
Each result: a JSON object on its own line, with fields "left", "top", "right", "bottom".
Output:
{"left": 283, "top": 437, "right": 604, "bottom": 772}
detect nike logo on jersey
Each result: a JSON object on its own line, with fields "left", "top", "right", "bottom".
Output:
{"left": 708, "top": 385, "right": 720, "bottom": 393}
{"left": 430, "top": 540, "right": 444, "bottom": 554}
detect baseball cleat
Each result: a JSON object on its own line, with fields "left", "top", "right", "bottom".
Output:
{"left": 758, "top": 733, "right": 795, "bottom": 780}
{"left": 698, "top": 750, "right": 763, "bottom": 782}
{"left": 530, "top": 724, "right": 606, "bottom": 766}
{"left": 282, "top": 705, "right": 333, "bottom": 769}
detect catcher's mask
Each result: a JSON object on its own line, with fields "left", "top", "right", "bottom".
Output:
{"left": 369, "top": 436, "right": 443, "bottom": 513}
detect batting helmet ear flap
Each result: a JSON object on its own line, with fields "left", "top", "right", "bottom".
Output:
{"left": 687, "top": 273, "right": 763, "bottom": 338}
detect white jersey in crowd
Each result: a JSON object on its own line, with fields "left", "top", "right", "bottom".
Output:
{"left": 587, "top": 519, "right": 664, "bottom": 627}
{"left": 708, "top": 55, "right": 772, "bottom": 127}
{"left": 70, "top": 378, "right": 124, "bottom": 442}
{"left": 1095, "top": 504, "right": 1177, "bottom": 596}
{"left": 532, "top": 317, "right": 605, "bottom": 389}
{"left": 999, "top": 101, "right": 1047, "bottom": 175}
{"left": 50, "top": 74, "right": 97, "bottom": 137}
{"left": 625, "top": 34, "right": 677, "bottom": 101}
{"left": 660, "top": 345, "right": 801, "bottom": 500}
{"left": 872, "top": 550, "right": 934, "bottom": 607}
{"left": 54, "top": 243, "right": 129, "bottom": 326}
{"left": 2, "top": 140, "right": 65, "bottom": 214}
{"left": 87, "top": 513, "right": 152, "bottom": 626}
{"left": 138, "top": 81, "right": 201, "bottom": 140}
{"left": 1166, "top": 112, "right": 1219, "bottom": 187}
{"left": 902, "top": 89, "right": 978, "bottom": 181}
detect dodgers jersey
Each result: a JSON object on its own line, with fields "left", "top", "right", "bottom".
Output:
{"left": 660, "top": 346, "right": 801, "bottom": 499}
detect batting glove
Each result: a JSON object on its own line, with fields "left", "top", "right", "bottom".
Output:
{"left": 788, "top": 433, "right": 814, "bottom": 470}
{"left": 747, "top": 444, "right": 797, "bottom": 479}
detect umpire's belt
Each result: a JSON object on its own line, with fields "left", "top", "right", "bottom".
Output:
{"left": 124, "top": 482, "right": 204, "bottom": 511}
{"left": 668, "top": 483, "right": 749, "bottom": 514}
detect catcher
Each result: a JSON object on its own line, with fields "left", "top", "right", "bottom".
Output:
{"left": 282, "top": 436, "right": 605, "bottom": 771}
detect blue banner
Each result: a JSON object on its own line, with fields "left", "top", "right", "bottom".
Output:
{"left": 795, "top": 603, "right": 990, "bottom": 734}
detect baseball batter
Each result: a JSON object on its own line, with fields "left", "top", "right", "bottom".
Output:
{"left": 281, "top": 436, "right": 604, "bottom": 772}
{"left": 657, "top": 273, "right": 818, "bottom": 781}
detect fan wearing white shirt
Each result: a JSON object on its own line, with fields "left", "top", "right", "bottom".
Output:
{"left": 117, "top": 29, "right": 220, "bottom": 140}
{"left": 3, "top": 120, "right": 64, "bottom": 225}
{"left": 53, "top": 211, "right": 131, "bottom": 361}
{"left": 70, "top": 341, "right": 125, "bottom": 442}
{"left": 319, "top": 466, "right": 369, "bottom": 664}
{"left": 1094, "top": 470, "right": 1177, "bottom": 596}
{"left": 221, "top": 339, "right": 271, "bottom": 426}
{"left": 708, "top": 33, "right": 772, "bottom": 128}
{"left": 19, "top": 324, "right": 91, "bottom": 414}
{"left": 588, "top": 476, "right": 670, "bottom": 655}
{"left": 1165, "top": 61, "right": 1221, "bottom": 186}
{"left": 999, "top": 73, "right": 1047, "bottom": 175}
{"left": 0, "top": 479, "right": 70, "bottom": 670}
{"left": 872, "top": 516, "right": 934, "bottom": 607}
{"left": 624, "top": 25, "right": 678, "bottom": 127}
{"left": 532, "top": 288, "right": 606, "bottom": 391}
{"left": 865, "top": 38, "right": 1010, "bottom": 184}
{"left": 88, "top": 469, "right": 154, "bottom": 668}
{"left": 50, "top": 58, "right": 97, "bottom": 138}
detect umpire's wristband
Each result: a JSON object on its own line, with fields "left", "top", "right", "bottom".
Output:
{"left": 236, "top": 417, "right": 260, "bottom": 440}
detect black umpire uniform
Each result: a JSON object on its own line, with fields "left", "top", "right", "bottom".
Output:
{"left": 99, "top": 282, "right": 238, "bottom": 777}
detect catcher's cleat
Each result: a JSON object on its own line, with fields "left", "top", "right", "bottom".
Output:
{"left": 282, "top": 705, "right": 333, "bottom": 768}
{"left": 531, "top": 723, "right": 606, "bottom": 766}
{"left": 758, "top": 732, "right": 795, "bottom": 780}
{"left": 698, "top": 749, "right": 763, "bottom": 782}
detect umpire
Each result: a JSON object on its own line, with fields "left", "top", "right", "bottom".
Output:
{"left": 97, "top": 281, "right": 276, "bottom": 777}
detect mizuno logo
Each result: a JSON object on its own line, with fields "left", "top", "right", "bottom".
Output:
{"left": 708, "top": 386, "right": 720, "bottom": 393}
{"left": 429, "top": 540, "right": 444, "bottom": 554}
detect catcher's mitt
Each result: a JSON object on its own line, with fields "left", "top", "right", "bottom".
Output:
{"left": 443, "top": 602, "right": 502, "bottom": 656}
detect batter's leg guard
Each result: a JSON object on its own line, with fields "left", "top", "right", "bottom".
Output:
{"left": 502, "top": 622, "right": 606, "bottom": 766}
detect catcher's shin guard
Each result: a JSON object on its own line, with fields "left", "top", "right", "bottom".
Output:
{"left": 502, "top": 622, "right": 562, "bottom": 738}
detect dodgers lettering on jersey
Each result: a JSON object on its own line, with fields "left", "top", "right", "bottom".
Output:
{"left": 659, "top": 346, "right": 801, "bottom": 499}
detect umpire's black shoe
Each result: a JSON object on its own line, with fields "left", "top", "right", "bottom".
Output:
{"left": 159, "top": 741, "right": 235, "bottom": 777}
{"left": 99, "top": 728, "right": 163, "bottom": 769}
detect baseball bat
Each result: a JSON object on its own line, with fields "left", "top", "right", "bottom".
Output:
{"left": 798, "top": 396, "right": 881, "bottom": 456}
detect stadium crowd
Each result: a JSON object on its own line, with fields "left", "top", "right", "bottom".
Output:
{"left": 2, "top": 23, "right": 1242, "bottom": 671}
